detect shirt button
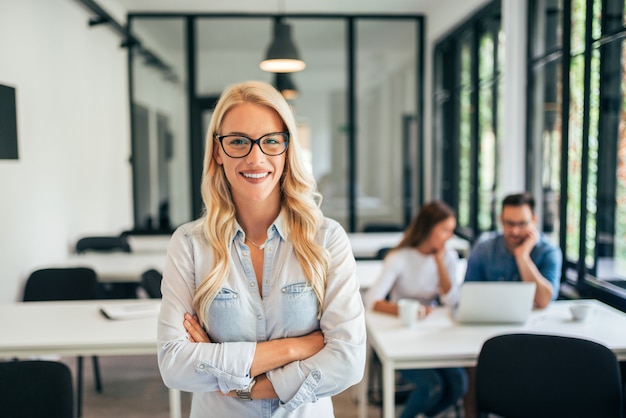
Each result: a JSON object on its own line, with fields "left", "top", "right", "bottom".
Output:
{"left": 281, "top": 288, "right": 286, "bottom": 293}
{"left": 199, "top": 364, "right": 205, "bottom": 369}
{"left": 233, "top": 294, "right": 238, "bottom": 299}
{"left": 250, "top": 282, "right": 255, "bottom": 287}
{"left": 312, "top": 371, "right": 321, "bottom": 380}
{"left": 257, "top": 315, "right": 262, "bottom": 320}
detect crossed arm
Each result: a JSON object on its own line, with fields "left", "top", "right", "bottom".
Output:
{"left": 183, "top": 313, "right": 325, "bottom": 399}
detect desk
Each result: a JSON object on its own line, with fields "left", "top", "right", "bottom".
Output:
{"left": 348, "top": 232, "right": 403, "bottom": 259}
{"left": 52, "top": 253, "right": 166, "bottom": 283}
{"left": 348, "top": 232, "right": 470, "bottom": 259}
{"left": 0, "top": 300, "right": 181, "bottom": 418}
{"left": 356, "top": 259, "right": 384, "bottom": 289}
{"left": 360, "top": 299, "right": 626, "bottom": 418}
{"left": 126, "top": 235, "right": 171, "bottom": 253}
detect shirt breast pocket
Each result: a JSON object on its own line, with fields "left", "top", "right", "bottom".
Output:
{"left": 207, "top": 288, "right": 245, "bottom": 341}
{"left": 280, "top": 282, "right": 319, "bottom": 334}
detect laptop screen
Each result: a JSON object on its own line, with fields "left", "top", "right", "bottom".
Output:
{"left": 455, "top": 282, "right": 536, "bottom": 324}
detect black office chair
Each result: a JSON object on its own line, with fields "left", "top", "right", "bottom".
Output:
{"left": 362, "top": 223, "right": 405, "bottom": 233}
{"left": 23, "top": 267, "right": 103, "bottom": 416}
{"left": 375, "top": 247, "right": 392, "bottom": 260}
{"left": 0, "top": 360, "right": 74, "bottom": 418}
{"left": 75, "top": 235, "right": 131, "bottom": 253}
{"left": 475, "top": 333, "right": 623, "bottom": 418}
{"left": 140, "top": 268, "right": 163, "bottom": 298}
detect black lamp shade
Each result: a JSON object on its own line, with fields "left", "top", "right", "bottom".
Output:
{"left": 275, "top": 73, "right": 298, "bottom": 100}
{"left": 260, "top": 20, "right": 306, "bottom": 73}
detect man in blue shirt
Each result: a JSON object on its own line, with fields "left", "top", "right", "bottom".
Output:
{"left": 464, "top": 192, "right": 562, "bottom": 308}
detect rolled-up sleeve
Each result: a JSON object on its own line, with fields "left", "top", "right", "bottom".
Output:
{"left": 363, "top": 253, "right": 404, "bottom": 310}
{"left": 266, "top": 222, "right": 367, "bottom": 412}
{"left": 157, "top": 225, "right": 257, "bottom": 393}
{"left": 536, "top": 244, "right": 562, "bottom": 300}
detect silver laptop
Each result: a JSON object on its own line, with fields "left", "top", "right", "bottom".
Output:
{"left": 455, "top": 282, "right": 536, "bottom": 324}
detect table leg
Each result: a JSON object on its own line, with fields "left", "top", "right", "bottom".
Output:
{"left": 358, "top": 350, "right": 371, "bottom": 418}
{"left": 169, "top": 388, "right": 181, "bottom": 418}
{"left": 382, "top": 362, "right": 395, "bottom": 418}
{"left": 76, "top": 356, "right": 83, "bottom": 418}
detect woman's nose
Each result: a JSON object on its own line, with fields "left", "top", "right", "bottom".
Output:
{"left": 245, "top": 142, "right": 265, "bottom": 163}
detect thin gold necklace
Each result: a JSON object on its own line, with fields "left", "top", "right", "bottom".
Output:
{"left": 246, "top": 237, "right": 266, "bottom": 250}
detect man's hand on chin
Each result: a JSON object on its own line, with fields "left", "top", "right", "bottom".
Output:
{"left": 513, "top": 227, "right": 539, "bottom": 259}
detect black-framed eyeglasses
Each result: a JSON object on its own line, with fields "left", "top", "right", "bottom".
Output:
{"left": 214, "top": 132, "right": 290, "bottom": 158}
{"left": 502, "top": 219, "right": 531, "bottom": 229}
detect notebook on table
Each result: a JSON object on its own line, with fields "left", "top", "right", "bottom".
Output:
{"left": 455, "top": 281, "right": 536, "bottom": 324}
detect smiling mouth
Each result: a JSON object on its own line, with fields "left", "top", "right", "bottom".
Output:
{"left": 242, "top": 172, "right": 269, "bottom": 179}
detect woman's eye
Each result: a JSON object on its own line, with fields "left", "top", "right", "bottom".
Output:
{"left": 229, "top": 138, "right": 248, "bottom": 146}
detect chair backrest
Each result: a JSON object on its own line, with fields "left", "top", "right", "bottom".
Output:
{"left": 362, "top": 223, "right": 404, "bottom": 233}
{"left": 23, "top": 267, "right": 98, "bottom": 301}
{"left": 141, "top": 268, "right": 163, "bottom": 298}
{"left": 0, "top": 360, "right": 73, "bottom": 418}
{"left": 475, "top": 333, "right": 623, "bottom": 418}
{"left": 75, "top": 235, "right": 131, "bottom": 254}
{"left": 375, "top": 247, "right": 392, "bottom": 260}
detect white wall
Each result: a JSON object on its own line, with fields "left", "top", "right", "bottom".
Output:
{"left": 0, "top": 0, "right": 133, "bottom": 302}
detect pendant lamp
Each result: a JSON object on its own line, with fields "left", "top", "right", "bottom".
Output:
{"left": 260, "top": 18, "right": 306, "bottom": 73}
{"left": 275, "top": 72, "right": 298, "bottom": 100}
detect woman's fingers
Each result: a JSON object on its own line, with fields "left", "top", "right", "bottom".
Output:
{"left": 184, "top": 313, "right": 211, "bottom": 342}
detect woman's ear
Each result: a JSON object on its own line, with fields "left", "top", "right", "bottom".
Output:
{"left": 213, "top": 142, "right": 223, "bottom": 165}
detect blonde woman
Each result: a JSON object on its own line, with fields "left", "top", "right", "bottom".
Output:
{"left": 157, "top": 81, "right": 365, "bottom": 417}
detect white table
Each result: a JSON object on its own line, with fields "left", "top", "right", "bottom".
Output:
{"left": 50, "top": 252, "right": 167, "bottom": 283}
{"left": 359, "top": 299, "right": 626, "bottom": 418}
{"left": 0, "top": 300, "right": 181, "bottom": 418}
{"left": 356, "top": 259, "right": 384, "bottom": 289}
{"left": 348, "top": 232, "right": 470, "bottom": 259}
{"left": 348, "top": 232, "right": 403, "bottom": 259}
{"left": 126, "top": 235, "right": 172, "bottom": 253}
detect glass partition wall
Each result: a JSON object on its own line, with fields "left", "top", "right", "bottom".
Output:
{"left": 128, "top": 14, "right": 424, "bottom": 233}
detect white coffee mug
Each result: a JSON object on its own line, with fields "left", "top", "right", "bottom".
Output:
{"left": 397, "top": 299, "right": 421, "bottom": 327}
{"left": 570, "top": 303, "right": 594, "bottom": 322}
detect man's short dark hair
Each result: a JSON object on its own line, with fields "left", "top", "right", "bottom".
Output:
{"left": 502, "top": 192, "right": 535, "bottom": 213}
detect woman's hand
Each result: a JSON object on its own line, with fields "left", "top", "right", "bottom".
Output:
{"left": 184, "top": 313, "right": 211, "bottom": 343}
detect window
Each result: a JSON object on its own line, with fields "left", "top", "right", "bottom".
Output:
{"left": 434, "top": 2, "right": 502, "bottom": 241}
{"left": 528, "top": 0, "right": 626, "bottom": 310}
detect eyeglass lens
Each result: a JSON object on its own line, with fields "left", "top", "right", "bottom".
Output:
{"left": 218, "top": 132, "right": 288, "bottom": 158}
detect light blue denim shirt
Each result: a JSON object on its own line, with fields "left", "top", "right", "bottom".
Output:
{"left": 157, "top": 212, "right": 366, "bottom": 417}
{"left": 464, "top": 232, "right": 562, "bottom": 299}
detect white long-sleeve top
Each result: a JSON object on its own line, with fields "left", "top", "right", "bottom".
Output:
{"left": 363, "top": 247, "right": 460, "bottom": 310}
{"left": 157, "top": 212, "right": 366, "bottom": 417}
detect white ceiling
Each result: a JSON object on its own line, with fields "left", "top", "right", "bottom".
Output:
{"left": 113, "top": 0, "right": 436, "bottom": 15}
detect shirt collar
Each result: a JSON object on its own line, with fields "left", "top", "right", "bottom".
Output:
{"left": 232, "top": 209, "right": 287, "bottom": 244}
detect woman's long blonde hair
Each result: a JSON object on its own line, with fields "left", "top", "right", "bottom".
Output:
{"left": 193, "top": 81, "right": 330, "bottom": 327}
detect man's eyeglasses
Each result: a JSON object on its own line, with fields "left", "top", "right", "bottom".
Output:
{"left": 214, "top": 132, "right": 289, "bottom": 158}
{"left": 502, "top": 220, "right": 530, "bottom": 229}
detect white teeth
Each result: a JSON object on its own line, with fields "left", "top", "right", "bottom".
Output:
{"left": 242, "top": 172, "right": 268, "bottom": 179}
